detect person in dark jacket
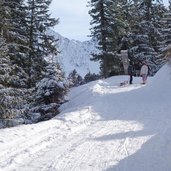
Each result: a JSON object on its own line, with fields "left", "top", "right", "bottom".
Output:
{"left": 127, "top": 61, "right": 134, "bottom": 84}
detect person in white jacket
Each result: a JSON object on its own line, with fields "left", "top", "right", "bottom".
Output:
{"left": 140, "top": 61, "right": 149, "bottom": 84}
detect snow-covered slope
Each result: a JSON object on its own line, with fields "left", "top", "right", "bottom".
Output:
{"left": 0, "top": 63, "right": 171, "bottom": 171}
{"left": 49, "top": 30, "right": 100, "bottom": 77}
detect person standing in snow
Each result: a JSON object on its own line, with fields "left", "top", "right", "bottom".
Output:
{"left": 127, "top": 61, "right": 134, "bottom": 84}
{"left": 140, "top": 61, "right": 149, "bottom": 84}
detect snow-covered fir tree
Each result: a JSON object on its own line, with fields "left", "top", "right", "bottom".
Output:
{"left": 0, "top": 1, "right": 29, "bottom": 125}
{"left": 127, "top": 0, "right": 166, "bottom": 75}
{"left": 84, "top": 72, "right": 100, "bottom": 83}
{"left": 0, "top": 0, "right": 10, "bottom": 37}
{"left": 156, "top": 2, "right": 171, "bottom": 70}
{"left": 88, "top": 0, "right": 123, "bottom": 77}
{"left": 88, "top": 0, "right": 166, "bottom": 76}
{"left": 0, "top": 0, "right": 67, "bottom": 127}
{"left": 3, "top": 0, "right": 28, "bottom": 60}
{"left": 68, "top": 69, "right": 83, "bottom": 87}
{"left": 29, "top": 63, "right": 67, "bottom": 122}
{"left": 1, "top": 0, "right": 170, "bottom": 128}
{"left": 25, "top": 0, "right": 58, "bottom": 87}
{"left": 0, "top": 36, "right": 11, "bottom": 87}
{"left": 0, "top": 36, "right": 28, "bottom": 125}
{"left": 0, "top": 0, "right": 29, "bottom": 88}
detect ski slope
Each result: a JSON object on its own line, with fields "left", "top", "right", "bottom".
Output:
{"left": 0, "top": 63, "right": 171, "bottom": 171}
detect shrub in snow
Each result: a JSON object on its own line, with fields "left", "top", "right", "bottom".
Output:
{"left": 0, "top": 118, "right": 25, "bottom": 129}
{"left": 68, "top": 69, "right": 83, "bottom": 87}
{"left": 30, "top": 63, "right": 67, "bottom": 121}
{"left": 35, "top": 78, "right": 66, "bottom": 103}
{"left": 35, "top": 64, "right": 67, "bottom": 104}
{"left": 84, "top": 72, "right": 100, "bottom": 83}
{"left": 29, "top": 103, "right": 60, "bottom": 122}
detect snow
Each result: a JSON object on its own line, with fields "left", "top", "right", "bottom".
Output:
{"left": 0, "top": 63, "right": 171, "bottom": 171}
{"left": 47, "top": 30, "right": 100, "bottom": 77}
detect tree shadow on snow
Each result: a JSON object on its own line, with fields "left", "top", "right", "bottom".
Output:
{"left": 104, "top": 130, "right": 171, "bottom": 171}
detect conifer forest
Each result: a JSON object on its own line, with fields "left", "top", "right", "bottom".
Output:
{"left": 0, "top": 0, "right": 170, "bottom": 127}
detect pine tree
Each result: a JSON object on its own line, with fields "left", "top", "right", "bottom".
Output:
{"left": 84, "top": 72, "right": 100, "bottom": 83}
{"left": 0, "top": 0, "right": 29, "bottom": 88}
{"left": 127, "top": 0, "right": 165, "bottom": 74}
{"left": 0, "top": 0, "right": 67, "bottom": 126}
{"left": 156, "top": 2, "right": 171, "bottom": 70}
{"left": 88, "top": 0, "right": 123, "bottom": 77}
{"left": 0, "top": 36, "right": 28, "bottom": 122}
{"left": 68, "top": 69, "right": 83, "bottom": 87}
{"left": 89, "top": 0, "right": 142, "bottom": 77}
{"left": 0, "top": 0, "right": 10, "bottom": 37}
{"left": 30, "top": 63, "right": 67, "bottom": 121}
{"left": 0, "top": 1, "right": 29, "bottom": 122}
{"left": 4, "top": 0, "right": 28, "bottom": 53}
{"left": 26, "top": 0, "right": 58, "bottom": 87}
{"left": 0, "top": 36, "right": 11, "bottom": 87}
{"left": 112, "top": 0, "right": 138, "bottom": 74}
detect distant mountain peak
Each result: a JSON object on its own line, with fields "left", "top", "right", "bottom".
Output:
{"left": 49, "top": 30, "right": 100, "bottom": 77}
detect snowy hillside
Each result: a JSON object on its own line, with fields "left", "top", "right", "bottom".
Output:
{"left": 0, "top": 63, "right": 171, "bottom": 171}
{"left": 49, "top": 30, "right": 100, "bottom": 77}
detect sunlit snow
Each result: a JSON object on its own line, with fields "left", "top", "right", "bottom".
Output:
{"left": 0, "top": 63, "right": 171, "bottom": 171}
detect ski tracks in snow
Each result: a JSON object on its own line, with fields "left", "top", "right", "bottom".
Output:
{"left": 14, "top": 120, "right": 145, "bottom": 171}
{"left": 0, "top": 81, "right": 155, "bottom": 171}
{"left": 0, "top": 119, "right": 143, "bottom": 171}
{"left": 14, "top": 121, "right": 115, "bottom": 171}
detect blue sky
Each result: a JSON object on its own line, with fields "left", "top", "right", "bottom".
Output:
{"left": 50, "top": 0, "right": 91, "bottom": 41}
{"left": 50, "top": 0, "right": 169, "bottom": 42}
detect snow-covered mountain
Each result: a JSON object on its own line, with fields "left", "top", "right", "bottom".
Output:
{"left": 49, "top": 30, "right": 100, "bottom": 77}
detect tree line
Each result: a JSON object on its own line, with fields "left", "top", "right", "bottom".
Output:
{"left": 88, "top": 0, "right": 171, "bottom": 77}
{"left": 1, "top": 0, "right": 171, "bottom": 127}
{"left": 0, "top": 0, "right": 67, "bottom": 127}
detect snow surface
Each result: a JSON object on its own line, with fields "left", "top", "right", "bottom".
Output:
{"left": 0, "top": 63, "right": 171, "bottom": 171}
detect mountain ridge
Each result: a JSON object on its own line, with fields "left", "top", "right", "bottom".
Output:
{"left": 49, "top": 30, "right": 100, "bottom": 77}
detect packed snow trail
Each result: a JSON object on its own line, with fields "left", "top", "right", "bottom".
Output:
{"left": 0, "top": 64, "right": 171, "bottom": 171}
